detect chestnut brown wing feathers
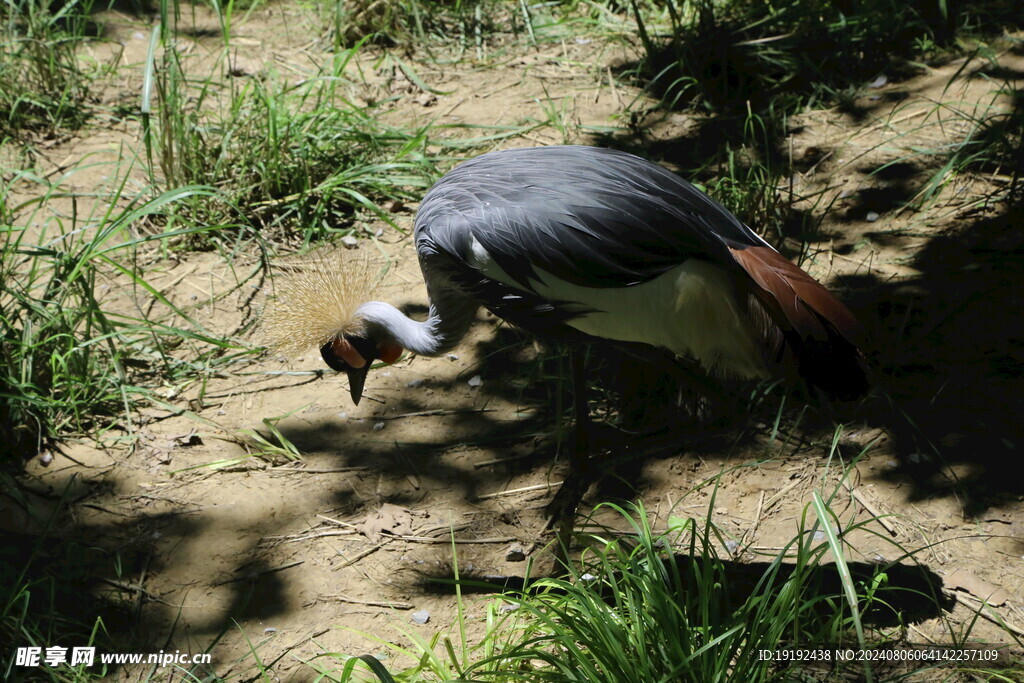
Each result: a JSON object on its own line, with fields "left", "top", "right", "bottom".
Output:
{"left": 729, "top": 245, "right": 868, "bottom": 399}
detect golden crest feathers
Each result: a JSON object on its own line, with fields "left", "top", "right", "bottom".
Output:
{"left": 261, "top": 252, "right": 383, "bottom": 358}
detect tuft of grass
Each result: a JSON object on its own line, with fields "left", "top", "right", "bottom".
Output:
{"left": 623, "top": 0, "right": 1019, "bottom": 115}
{"left": 477, "top": 497, "right": 885, "bottom": 681}
{"left": 0, "top": 477, "right": 113, "bottom": 681}
{"left": 328, "top": 0, "right": 507, "bottom": 53}
{"left": 917, "top": 70, "right": 1024, "bottom": 208}
{"left": 140, "top": 13, "right": 439, "bottom": 244}
{"left": 308, "top": 450, "right": 1019, "bottom": 682}
{"left": 0, "top": 172, "right": 248, "bottom": 459}
{"left": 0, "top": 0, "right": 98, "bottom": 136}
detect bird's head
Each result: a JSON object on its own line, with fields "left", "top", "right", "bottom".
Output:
{"left": 262, "top": 254, "right": 402, "bottom": 404}
{"left": 318, "top": 332, "right": 402, "bottom": 404}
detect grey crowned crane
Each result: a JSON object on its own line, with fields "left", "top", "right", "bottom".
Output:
{"left": 265, "top": 145, "right": 868, "bottom": 534}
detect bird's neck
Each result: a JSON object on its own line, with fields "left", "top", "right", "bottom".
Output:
{"left": 356, "top": 289, "right": 477, "bottom": 357}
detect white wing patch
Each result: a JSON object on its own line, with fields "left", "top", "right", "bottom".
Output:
{"left": 466, "top": 236, "right": 767, "bottom": 379}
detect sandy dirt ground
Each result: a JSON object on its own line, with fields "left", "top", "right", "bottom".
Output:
{"left": 4, "top": 4, "right": 1024, "bottom": 681}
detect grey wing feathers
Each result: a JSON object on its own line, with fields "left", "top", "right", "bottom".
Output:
{"left": 414, "top": 146, "right": 767, "bottom": 291}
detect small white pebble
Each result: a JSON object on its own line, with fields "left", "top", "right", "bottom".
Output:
{"left": 264, "top": 627, "right": 277, "bottom": 634}
{"left": 411, "top": 610, "right": 430, "bottom": 624}
{"left": 812, "top": 530, "right": 826, "bottom": 541}
{"left": 866, "top": 211, "right": 880, "bottom": 222}
{"left": 725, "top": 539, "right": 740, "bottom": 554}
{"left": 580, "top": 573, "right": 597, "bottom": 582}
{"left": 868, "top": 74, "right": 888, "bottom": 88}
{"left": 446, "top": 354, "right": 459, "bottom": 361}
{"left": 340, "top": 235, "right": 359, "bottom": 249}
{"left": 500, "top": 603, "right": 519, "bottom": 614}
{"left": 406, "top": 378, "right": 424, "bottom": 388}
{"left": 38, "top": 452, "right": 53, "bottom": 467}
{"left": 373, "top": 422, "right": 385, "bottom": 431}
{"left": 467, "top": 375, "right": 482, "bottom": 387}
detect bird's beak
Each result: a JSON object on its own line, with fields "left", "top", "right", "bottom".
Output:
{"left": 320, "top": 337, "right": 377, "bottom": 406}
{"left": 345, "top": 364, "right": 371, "bottom": 405}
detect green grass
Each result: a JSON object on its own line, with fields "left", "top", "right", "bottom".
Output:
{"left": 622, "top": 0, "right": 1019, "bottom": 115}
{"left": 140, "top": 12, "right": 440, "bottom": 244}
{"left": 1, "top": 477, "right": 113, "bottom": 682}
{"left": 329, "top": 0, "right": 503, "bottom": 51}
{"left": 916, "top": 61, "right": 1024, "bottom": 208}
{"left": 307, "top": 460, "right": 1019, "bottom": 682}
{"left": 0, "top": 0, "right": 98, "bottom": 136}
{"left": 0, "top": 170, "right": 252, "bottom": 457}
{"left": 596, "top": 0, "right": 1024, "bottom": 243}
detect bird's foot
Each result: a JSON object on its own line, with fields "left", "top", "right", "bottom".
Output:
{"left": 541, "top": 466, "right": 595, "bottom": 570}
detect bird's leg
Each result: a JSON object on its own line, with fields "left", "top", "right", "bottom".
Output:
{"left": 571, "top": 345, "right": 590, "bottom": 473}
{"left": 545, "top": 346, "right": 592, "bottom": 564}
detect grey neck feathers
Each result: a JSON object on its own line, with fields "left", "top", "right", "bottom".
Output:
{"left": 355, "top": 287, "right": 477, "bottom": 357}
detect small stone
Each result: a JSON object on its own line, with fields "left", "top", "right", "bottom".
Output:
{"left": 724, "top": 539, "right": 740, "bottom": 554}
{"left": 467, "top": 375, "right": 482, "bottom": 388}
{"left": 865, "top": 211, "right": 880, "bottom": 222}
{"left": 868, "top": 74, "right": 888, "bottom": 88}
{"left": 446, "top": 354, "right": 459, "bottom": 361}
{"left": 499, "top": 603, "right": 519, "bottom": 614}
{"left": 373, "top": 422, "right": 385, "bottom": 431}
{"left": 263, "top": 627, "right": 277, "bottom": 634}
{"left": 505, "top": 545, "right": 526, "bottom": 562}
{"left": 341, "top": 235, "right": 359, "bottom": 249}
{"left": 38, "top": 452, "right": 53, "bottom": 467}
{"left": 406, "top": 378, "right": 425, "bottom": 388}
{"left": 580, "top": 573, "right": 597, "bottom": 582}
{"left": 411, "top": 610, "right": 430, "bottom": 624}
